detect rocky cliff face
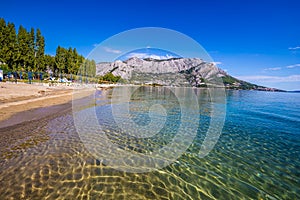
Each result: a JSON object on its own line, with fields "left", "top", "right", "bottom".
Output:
{"left": 96, "top": 57, "right": 227, "bottom": 87}
{"left": 96, "top": 57, "right": 284, "bottom": 91}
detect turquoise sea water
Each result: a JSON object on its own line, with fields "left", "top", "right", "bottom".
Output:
{"left": 0, "top": 87, "right": 299, "bottom": 199}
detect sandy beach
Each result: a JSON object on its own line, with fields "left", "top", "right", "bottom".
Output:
{"left": 0, "top": 82, "right": 93, "bottom": 128}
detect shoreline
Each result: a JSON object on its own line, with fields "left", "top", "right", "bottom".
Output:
{"left": 0, "top": 82, "right": 95, "bottom": 129}
{"left": 0, "top": 102, "right": 72, "bottom": 130}
{"left": 0, "top": 82, "right": 291, "bottom": 129}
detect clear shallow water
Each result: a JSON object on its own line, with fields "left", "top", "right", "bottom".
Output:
{"left": 0, "top": 87, "right": 299, "bottom": 199}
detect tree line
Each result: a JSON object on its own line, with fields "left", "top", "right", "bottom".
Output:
{"left": 0, "top": 18, "right": 96, "bottom": 78}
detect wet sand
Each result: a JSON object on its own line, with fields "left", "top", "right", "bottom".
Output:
{"left": 0, "top": 82, "right": 94, "bottom": 128}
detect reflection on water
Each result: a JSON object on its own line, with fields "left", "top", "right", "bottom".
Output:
{"left": 0, "top": 87, "right": 299, "bottom": 199}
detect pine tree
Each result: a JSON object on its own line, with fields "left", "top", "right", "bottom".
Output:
{"left": 27, "top": 28, "right": 35, "bottom": 71}
{"left": 3, "top": 23, "right": 17, "bottom": 71}
{"left": 17, "top": 25, "right": 30, "bottom": 71}
{"left": 55, "top": 46, "right": 65, "bottom": 75}
{"left": 0, "top": 18, "right": 88, "bottom": 78}
{"left": 36, "top": 29, "right": 45, "bottom": 71}
{"left": 0, "top": 18, "right": 7, "bottom": 65}
{"left": 65, "top": 47, "right": 73, "bottom": 74}
{"left": 82, "top": 59, "right": 96, "bottom": 78}
{"left": 72, "top": 48, "right": 82, "bottom": 75}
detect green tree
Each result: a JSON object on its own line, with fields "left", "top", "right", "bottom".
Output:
{"left": 16, "top": 25, "right": 30, "bottom": 71}
{"left": 64, "top": 47, "right": 74, "bottom": 74}
{"left": 0, "top": 18, "right": 89, "bottom": 79}
{"left": 36, "top": 28, "right": 45, "bottom": 71}
{"left": 44, "top": 54, "right": 56, "bottom": 73}
{"left": 77, "top": 54, "right": 85, "bottom": 74}
{"left": 100, "top": 72, "right": 121, "bottom": 83}
{"left": 82, "top": 59, "right": 96, "bottom": 77}
{"left": 55, "top": 46, "right": 65, "bottom": 75}
{"left": 3, "top": 22, "right": 17, "bottom": 71}
{"left": 27, "top": 28, "right": 35, "bottom": 71}
{"left": 89, "top": 59, "right": 96, "bottom": 77}
{"left": 0, "top": 18, "right": 7, "bottom": 64}
{"left": 70, "top": 48, "right": 79, "bottom": 74}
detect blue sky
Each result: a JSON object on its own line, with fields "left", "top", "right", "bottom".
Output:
{"left": 1, "top": 0, "right": 300, "bottom": 90}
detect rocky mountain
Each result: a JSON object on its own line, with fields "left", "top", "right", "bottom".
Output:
{"left": 96, "top": 57, "right": 283, "bottom": 91}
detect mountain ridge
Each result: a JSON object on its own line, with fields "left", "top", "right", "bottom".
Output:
{"left": 96, "top": 57, "right": 284, "bottom": 91}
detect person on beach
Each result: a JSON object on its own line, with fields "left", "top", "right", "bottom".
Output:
{"left": 13, "top": 72, "right": 17, "bottom": 83}
{"left": 39, "top": 72, "right": 43, "bottom": 82}
{"left": 28, "top": 71, "right": 32, "bottom": 84}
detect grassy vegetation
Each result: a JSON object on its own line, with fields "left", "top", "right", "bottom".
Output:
{"left": 221, "top": 75, "right": 260, "bottom": 90}
{"left": 97, "top": 72, "right": 122, "bottom": 84}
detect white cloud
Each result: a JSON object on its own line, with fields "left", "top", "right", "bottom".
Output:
{"left": 103, "top": 47, "right": 122, "bottom": 54}
{"left": 286, "top": 64, "right": 300, "bottom": 69}
{"left": 211, "top": 61, "right": 222, "bottom": 65}
{"left": 93, "top": 43, "right": 99, "bottom": 47}
{"left": 237, "top": 75, "right": 300, "bottom": 83}
{"left": 264, "top": 67, "right": 282, "bottom": 71}
{"left": 126, "top": 53, "right": 175, "bottom": 60}
{"left": 262, "top": 64, "right": 300, "bottom": 71}
{"left": 288, "top": 46, "right": 300, "bottom": 50}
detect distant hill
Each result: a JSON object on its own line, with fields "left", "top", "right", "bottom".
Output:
{"left": 288, "top": 90, "right": 300, "bottom": 93}
{"left": 96, "top": 57, "right": 284, "bottom": 91}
